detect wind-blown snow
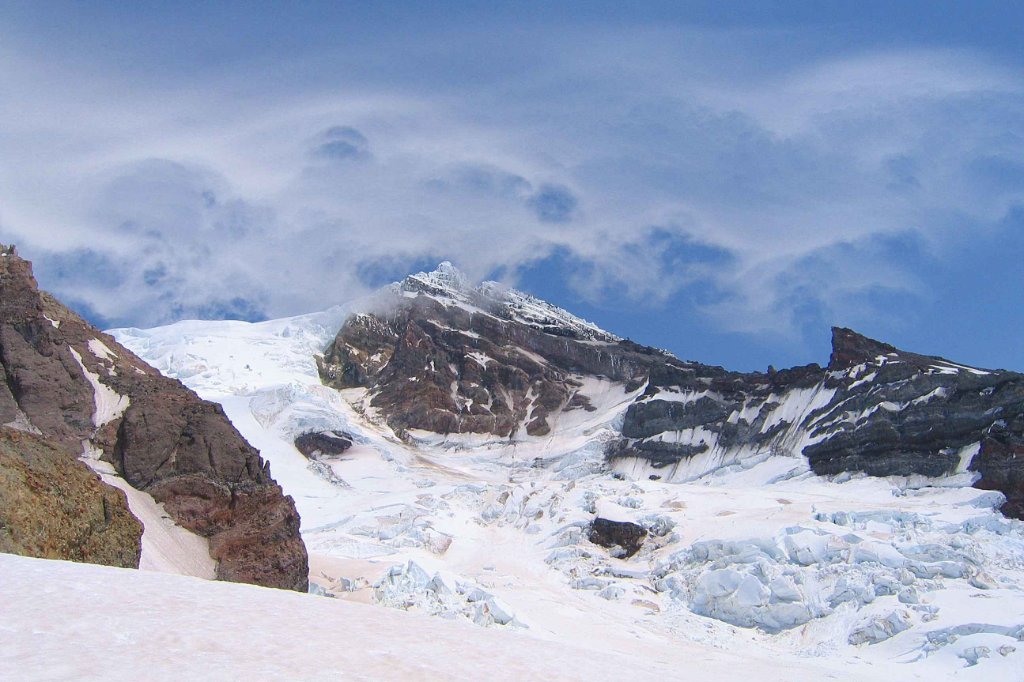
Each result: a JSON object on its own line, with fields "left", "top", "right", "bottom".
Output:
{"left": 401, "top": 262, "right": 621, "bottom": 343}
{"left": 107, "top": 310, "right": 1024, "bottom": 680}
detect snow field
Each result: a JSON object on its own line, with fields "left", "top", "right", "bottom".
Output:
{"left": 108, "top": 311, "right": 1024, "bottom": 679}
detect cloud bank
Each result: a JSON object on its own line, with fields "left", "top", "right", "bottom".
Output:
{"left": 0, "top": 10, "right": 1021, "bottom": 369}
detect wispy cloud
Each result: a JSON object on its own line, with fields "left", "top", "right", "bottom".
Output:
{"left": 1, "top": 13, "right": 1022, "bottom": 354}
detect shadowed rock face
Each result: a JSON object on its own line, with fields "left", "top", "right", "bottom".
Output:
{"left": 805, "top": 330, "right": 1024, "bottom": 482}
{"left": 294, "top": 431, "right": 353, "bottom": 459}
{"left": 0, "top": 250, "right": 308, "bottom": 590}
{"left": 317, "top": 264, "right": 1024, "bottom": 520}
{"left": 614, "top": 327, "right": 1024, "bottom": 518}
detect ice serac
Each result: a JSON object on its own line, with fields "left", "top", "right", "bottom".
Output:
{"left": 0, "top": 248, "right": 308, "bottom": 589}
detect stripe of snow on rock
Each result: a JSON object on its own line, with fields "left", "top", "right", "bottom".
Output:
{"left": 760, "top": 384, "right": 836, "bottom": 434}
{"left": 68, "top": 346, "right": 129, "bottom": 427}
{"left": 80, "top": 443, "right": 217, "bottom": 579}
{"left": 87, "top": 337, "right": 118, "bottom": 362}
{"left": 70, "top": 345, "right": 216, "bottom": 579}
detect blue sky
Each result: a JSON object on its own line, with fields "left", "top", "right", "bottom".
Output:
{"left": 1, "top": 1, "right": 1022, "bottom": 371}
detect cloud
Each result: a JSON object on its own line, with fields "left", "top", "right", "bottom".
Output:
{"left": 0, "top": 16, "right": 1022, "bottom": 349}
{"left": 313, "top": 126, "right": 371, "bottom": 161}
{"left": 528, "top": 184, "right": 577, "bottom": 223}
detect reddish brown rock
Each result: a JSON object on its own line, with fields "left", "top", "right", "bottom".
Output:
{"left": 0, "top": 249, "right": 308, "bottom": 590}
{"left": 0, "top": 427, "right": 142, "bottom": 568}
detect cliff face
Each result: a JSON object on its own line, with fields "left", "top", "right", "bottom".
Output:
{"left": 319, "top": 264, "right": 677, "bottom": 438}
{"left": 614, "top": 327, "right": 1024, "bottom": 517}
{"left": 318, "top": 265, "right": 1024, "bottom": 520}
{"left": 0, "top": 250, "right": 308, "bottom": 590}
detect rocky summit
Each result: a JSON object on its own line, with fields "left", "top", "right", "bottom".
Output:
{"left": 0, "top": 248, "right": 308, "bottom": 589}
{"left": 319, "top": 263, "right": 1024, "bottom": 519}
{"left": 319, "top": 262, "right": 678, "bottom": 438}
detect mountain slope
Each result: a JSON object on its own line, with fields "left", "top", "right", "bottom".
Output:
{"left": 0, "top": 427, "right": 141, "bottom": 566}
{"left": 320, "top": 262, "right": 681, "bottom": 439}
{"left": 0, "top": 247, "right": 307, "bottom": 589}
{"left": 320, "top": 264, "right": 1024, "bottom": 519}
{"left": 613, "top": 326, "right": 1024, "bottom": 517}
{"left": 110, "top": 264, "right": 1024, "bottom": 678}
{"left": 3, "top": 552, "right": 897, "bottom": 682}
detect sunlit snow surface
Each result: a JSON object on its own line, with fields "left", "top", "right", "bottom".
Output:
{"left": 97, "top": 312, "right": 1024, "bottom": 679}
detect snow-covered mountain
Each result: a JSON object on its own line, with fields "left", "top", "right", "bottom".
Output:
{"left": 90, "top": 263, "right": 1024, "bottom": 679}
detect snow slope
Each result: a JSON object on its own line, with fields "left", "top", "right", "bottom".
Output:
{"left": 106, "top": 311, "right": 1024, "bottom": 680}
{"left": 3, "top": 553, "right": 876, "bottom": 682}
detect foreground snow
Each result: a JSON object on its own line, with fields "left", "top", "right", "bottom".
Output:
{"left": 106, "top": 312, "right": 1024, "bottom": 680}
{"left": 3, "top": 553, "right": 865, "bottom": 681}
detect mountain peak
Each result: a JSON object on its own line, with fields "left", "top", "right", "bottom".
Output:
{"left": 828, "top": 327, "right": 899, "bottom": 370}
{"left": 393, "top": 262, "right": 619, "bottom": 343}
{"left": 399, "top": 261, "right": 474, "bottom": 299}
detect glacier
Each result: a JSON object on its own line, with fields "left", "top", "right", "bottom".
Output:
{"left": 85, "top": 301, "right": 1024, "bottom": 680}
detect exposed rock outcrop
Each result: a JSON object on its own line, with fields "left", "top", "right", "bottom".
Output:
{"left": 0, "top": 427, "right": 142, "bottom": 567}
{"left": 589, "top": 517, "right": 647, "bottom": 558}
{"left": 615, "top": 327, "right": 1024, "bottom": 517}
{"left": 0, "top": 249, "right": 308, "bottom": 590}
{"left": 316, "top": 264, "right": 1024, "bottom": 520}
{"left": 294, "top": 431, "right": 353, "bottom": 459}
{"left": 319, "top": 263, "right": 682, "bottom": 438}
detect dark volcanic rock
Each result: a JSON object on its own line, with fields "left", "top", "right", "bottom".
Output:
{"left": 589, "top": 517, "right": 647, "bottom": 558}
{"left": 0, "top": 249, "right": 308, "bottom": 590}
{"left": 0, "top": 427, "right": 142, "bottom": 567}
{"left": 827, "top": 327, "right": 900, "bottom": 370}
{"left": 319, "top": 263, "right": 684, "bottom": 439}
{"left": 317, "top": 264, "right": 1024, "bottom": 520}
{"left": 614, "top": 327, "right": 1024, "bottom": 518}
{"left": 294, "top": 431, "right": 353, "bottom": 459}
{"left": 804, "top": 329, "right": 1024, "bottom": 486}
{"left": 968, "top": 433, "right": 1024, "bottom": 519}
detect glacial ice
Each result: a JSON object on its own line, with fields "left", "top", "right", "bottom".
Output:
{"left": 109, "top": 308, "right": 1024, "bottom": 677}
{"left": 374, "top": 560, "right": 523, "bottom": 628}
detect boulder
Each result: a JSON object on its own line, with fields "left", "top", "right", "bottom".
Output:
{"left": 294, "top": 431, "right": 353, "bottom": 459}
{"left": 589, "top": 517, "right": 647, "bottom": 558}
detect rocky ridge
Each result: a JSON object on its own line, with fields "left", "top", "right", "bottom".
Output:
{"left": 318, "top": 264, "right": 1024, "bottom": 519}
{"left": 615, "top": 326, "right": 1024, "bottom": 518}
{"left": 0, "top": 248, "right": 308, "bottom": 589}
{"left": 319, "top": 262, "right": 679, "bottom": 439}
